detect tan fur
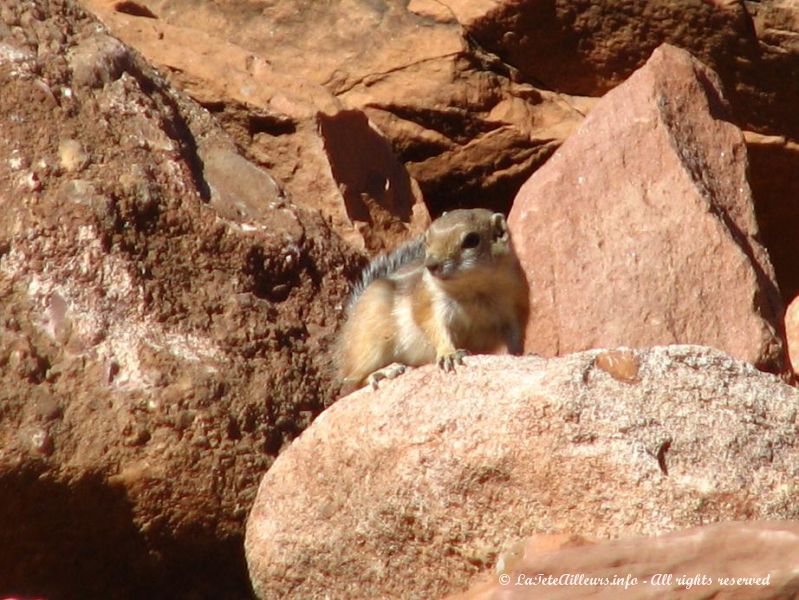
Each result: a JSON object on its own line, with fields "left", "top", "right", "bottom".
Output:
{"left": 338, "top": 209, "right": 530, "bottom": 390}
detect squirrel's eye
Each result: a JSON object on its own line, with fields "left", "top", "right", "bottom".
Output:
{"left": 461, "top": 232, "right": 481, "bottom": 249}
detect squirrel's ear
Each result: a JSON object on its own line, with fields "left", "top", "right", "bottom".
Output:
{"left": 491, "top": 213, "right": 509, "bottom": 242}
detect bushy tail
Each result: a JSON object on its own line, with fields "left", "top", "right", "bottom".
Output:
{"left": 346, "top": 237, "right": 425, "bottom": 311}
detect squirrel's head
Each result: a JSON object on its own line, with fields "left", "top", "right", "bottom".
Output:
{"left": 423, "top": 209, "right": 511, "bottom": 280}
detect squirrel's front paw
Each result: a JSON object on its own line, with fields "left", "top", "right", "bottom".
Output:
{"left": 437, "top": 349, "right": 469, "bottom": 373}
{"left": 367, "top": 363, "right": 408, "bottom": 390}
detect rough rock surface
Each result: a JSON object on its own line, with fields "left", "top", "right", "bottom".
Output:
{"left": 447, "top": 521, "right": 799, "bottom": 600}
{"left": 459, "top": 0, "right": 799, "bottom": 308}
{"left": 745, "top": 131, "right": 799, "bottom": 303}
{"left": 245, "top": 347, "right": 799, "bottom": 600}
{"left": 785, "top": 295, "right": 799, "bottom": 377}
{"left": 739, "top": 3, "right": 799, "bottom": 305}
{"left": 461, "top": 0, "right": 799, "bottom": 139}
{"left": 508, "top": 44, "right": 785, "bottom": 374}
{"left": 79, "top": 0, "right": 432, "bottom": 253}
{"left": 739, "top": 0, "right": 799, "bottom": 137}
{"left": 0, "top": 1, "right": 360, "bottom": 597}
{"left": 79, "top": 0, "right": 590, "bottom": 218}
{"left": 77, "top": 0, "right": 799, "bottom": 300}
{"left": 461, "top": 0, "right": 755, "bottom": 96}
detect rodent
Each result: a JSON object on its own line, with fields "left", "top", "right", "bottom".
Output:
{"left": 337, "top": 208, "right": 530, "bottom": 390}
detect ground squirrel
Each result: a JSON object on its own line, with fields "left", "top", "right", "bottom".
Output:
{"left": 338, "top": 208, "right": 529, "bottom": 390}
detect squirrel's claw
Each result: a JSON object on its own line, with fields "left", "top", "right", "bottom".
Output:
{"left": 437, "top": 349, "right": 469, "bottom": 372}
{"left": 367, "top": 363, "right": 408, "bottom": 390}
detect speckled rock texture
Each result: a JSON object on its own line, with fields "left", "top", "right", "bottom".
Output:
{"left": 245, "top": 347, "right": 799, "bottom": 599}
{"left": 0, "top": 0, "right": 361, "bottom": 597}
{"left": 785, "top": 293, "right": 799, "bottom": 377}
{"left": 447, "top": 521, "right": 799, "bottom": 600}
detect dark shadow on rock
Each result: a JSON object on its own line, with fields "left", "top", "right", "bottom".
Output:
{"left": 319, "top": 109, "right": 416, "bottom": 225}
{"left": 0, "top": 464, "right": 253, "bottom": 600}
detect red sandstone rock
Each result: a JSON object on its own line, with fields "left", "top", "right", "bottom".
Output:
{"left": 0, "top": 1, "right": 360, "bottom": 597}
{"left": 80, "top": 0, "right": 589, "bottom": 219}
{"left": 459, "top": 0, "right": 799, "bottom": 307}
{"left": 744, "top": 131, "right": 799, "bottom": 303}
{"left": 78, "top": 0, "right": 799, "bottom": 300}
{"left": 459, "top": 0, "right": 755, "bottom": 97}
{"left": 79, "top": 0, "right": 431, "bottom": 252}
{"left": 785, "top": 295, "right": 799, "bottom": 376}
{"left": 744, "top": 0, "right": 799, "bottom": 136}
{"left": 457, "top": 0, "right": 799, "bottom": 138}
{"left": 333, "top": 25, "right": 588, "bottom": 217}
{"left": 245, "top": 347, "right": 799, "bottom": 599}
{"left": 507, "top": 44, "right": 786, "bottom": 374}
{"left": 447, "top": 521, "right": 799, "bottom": 600}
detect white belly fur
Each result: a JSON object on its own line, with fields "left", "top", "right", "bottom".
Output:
{"left": 392, "top": 294, "right": 435, "bottom": 365}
